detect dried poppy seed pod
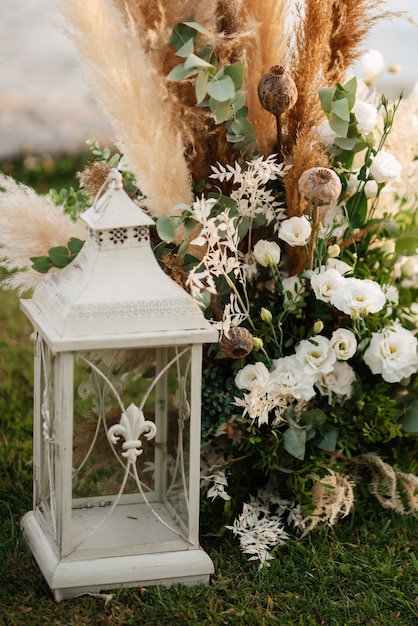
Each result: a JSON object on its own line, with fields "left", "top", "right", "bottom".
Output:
{"left": 258, "top": 66, "right": 297, "bottom": 162}
{"left": 298, "top": 167, "right": 342, "bottom": 206}
{"left": 219, "top": 327, "right": 254, "bottom": 359}
{"left": 258, "top": 66, "right": 298, "bottom": 116}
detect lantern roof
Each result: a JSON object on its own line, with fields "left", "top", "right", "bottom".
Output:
{"left": 21, "top": 170, "right": 218, "bottom": 351}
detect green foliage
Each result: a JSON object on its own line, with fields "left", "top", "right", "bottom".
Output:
{"left": 48, "top": 185, "right": 90, "bottom": 220}
{"left": 30, "top": 237, "right": 84, "bottom": 273}
{"left": 168, "top": 19, "right": 256, "bottom": 154}
{"left": 201, "top": 363, "right": 237, "bottom": 439}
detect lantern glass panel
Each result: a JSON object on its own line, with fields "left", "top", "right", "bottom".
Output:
{"left": 35, "top": 337, "right": 58, "bottom": 544}
{"left": 63, "top": 345, "right": 194, "bottom": 559}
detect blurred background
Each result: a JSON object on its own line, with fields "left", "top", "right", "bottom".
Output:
{"left": 0, "top": 0, "right": 417, "bottom": 160}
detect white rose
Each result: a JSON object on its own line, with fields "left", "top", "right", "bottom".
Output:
{"left": 253, "top": 239, "right": 281, "bottom": 267}
{"left": 270, "top": 354, "right": 317, "bottom": 401}
{"left": 235, "top": 362, "right": 270, "bottom": 390}
{"left": 311, "top": 268, "right": 345, "bottom": 303}
{"left": 295, "top": 335, "right": 336, "bottom": 375}
{"left": 330, "top": 328, "right": 357, "bottom": 360}
{"left": 369, "top": 150, "right": 402, "bottom": 184}
{"left": 330, "top": 277, "right": 386, "bottom": 316}
{"left": 279, "top": 216, "right": 311, "bottom": 246}
{"left": 363, "top": 322, "right": 418, "bottom": 383}
{"left": 353, "top": 101, "right": 378, "bottom": 134}
{"left": 316, "top": 361, "right": 356, "bottom": 403}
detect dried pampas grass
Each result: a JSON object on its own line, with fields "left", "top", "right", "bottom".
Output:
{"left": 54, "top": 0, "right": 193, "bottom": 217}
{"left": 0, "top": 174, "right": 85, "bottom": 294}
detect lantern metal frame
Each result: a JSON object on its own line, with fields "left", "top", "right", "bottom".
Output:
{"left": 20, "top": 171, "right": 218, "bottom": 600}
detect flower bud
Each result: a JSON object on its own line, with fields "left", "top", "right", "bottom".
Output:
{"left": 252, "top": 337, "right": 264, "bottom": 350}
{"left": 327, "top": 244, "right": 340, "bottom": 258}
{"left": 260, "top": 308, "right": 273, "bottom": 324}
{"left": 350, "top": 308, "right": 360, "bottom": 322}
{"left": 313, "top": 320, "right": 324, "bottom": 334}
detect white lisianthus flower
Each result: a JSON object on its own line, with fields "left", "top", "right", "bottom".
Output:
{"left": 399, "top": 255, "right": 418, "bottom": 289}
{"left": 352, "top": 101, "right": 378, "bottom": 134}
{"left": 369, "top": 150, "right": 402, "bottom": 185}
{"left": 270, "top": 354, "right": 317, "bottom": 401}
{"left": 316, "top": 361, "right": 356, "bottom": 403}
{"left": 311, "top": 268, "right": 345, "bottom": 303}
{"left": 235, "top": 362, "right": 270, "bottom": 390}
{"left": 383, "top": 284, "right": 399, "bottom": 305}
{"left": 363, "top": 322, "right": 418, "bottom": 383}
{"left": 295, "top": 335, "right": 336, "bottom": 375}
{"left": 330, "top": 277, "right": 386, "bottom": 316}
{"left": 330, "top": 328, "right": 357, "bottom": 360}
{"left": 279, "top": 216, "right": 311, "bottom": 246}
{"left": 360, "top": 49, "right": 385, "bottom": 83}
{"left": 253, "top": 239, "right": 281, "bottom": 267}
{"left": 327, "top": 257, "right": 352, "bottom": 276}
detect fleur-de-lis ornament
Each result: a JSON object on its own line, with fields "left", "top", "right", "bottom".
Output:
{"left": 107, "top": 403, "right": 157, "bottom": 465}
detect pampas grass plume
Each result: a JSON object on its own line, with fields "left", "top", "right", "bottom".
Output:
{"left": 0, "top": 174, "right": 85, "bottom": 294}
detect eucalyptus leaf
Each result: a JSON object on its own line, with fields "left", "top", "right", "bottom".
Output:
{"left": 318, "top": 87, "right": 335, "bottom": 113}
{"left": 329, "top": 114, "right": 349, "bottom": 137}
{"left": 301, "top": 409, "right": 327, "bottom": 428}
{"left": 195, "top": 69, "right": 210, "bottom": 104}
{"left": 223, "top": 62, "right": 244, "bottom": 89}
{"left": 156, "top": 214, "right": 176, "bottom": 243}
{"left": 315, "top": 428, "right": 338, "bottom": 452}
{"left": 168, "top": 63, "right": 197, "bottom": 82}
{"left": 342, "top": 76, "right": 357, "bottom": 108}
{"left": 209, "top": 97, "right": 232, "bottom": 123}
{"left": 283, "top": 426, "right": 306, "bottom": 460}
{"left": 332, "top": 98, "right": 350, "bottom": 122}
{"left": 175, "top": 37, "right": 195, "bottom": 58}
{"left": 206, "top": 75, "right": 236, "bottom": 102}
{"left": 184, "top": 53, "right": 214, "bottom": 70}
{"left": 334, "top": 136, "right": 357, "bottom": 151}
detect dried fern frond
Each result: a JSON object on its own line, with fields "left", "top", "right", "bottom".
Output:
{"left": 302, "top": 469, "right": 355, "bottom": 534}
{"left": 359, "top": 453, "right": 418, "bottom": 515}
{"left": 0, "top": 174, "right": 85, "bottom": 294}
{"left": 54, "top": 0, "right": 193, "bottom": 217}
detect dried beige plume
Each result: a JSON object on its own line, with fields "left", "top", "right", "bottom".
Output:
{"left": 53, "top": 0, "right": 193, "bottom": 217}
{"left": 0, "top": 174, "right": 85, "bottom": 294}
{"left": 302, "top": 469, "right": 355, "bottom": 534}
{"left": 359, "top": 453, "right": 418, "bottom": 515}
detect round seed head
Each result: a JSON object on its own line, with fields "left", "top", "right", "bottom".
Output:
{"left": 258, "top": 66, "right": 298, "bottom": 116}
{"left": 298, "top": 167, "right": 342, "bottom": 206}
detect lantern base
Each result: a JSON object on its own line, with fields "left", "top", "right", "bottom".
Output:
{"left": 21, "top": 511, "right": 214, "bottom": 601}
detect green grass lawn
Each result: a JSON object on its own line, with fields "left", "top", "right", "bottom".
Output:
{"left": 0, "top": 157, "right": 417, "bottom": 625}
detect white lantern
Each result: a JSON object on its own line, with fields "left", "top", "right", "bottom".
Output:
{"left": 20, "top": 170, "right": 218, "bottom": 601}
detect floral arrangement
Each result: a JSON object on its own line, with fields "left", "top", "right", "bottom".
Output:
{"left": 1, "top": 0, "right": 417, "bottom": 566}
